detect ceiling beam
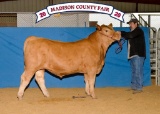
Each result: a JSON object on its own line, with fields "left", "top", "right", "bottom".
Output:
{"left": 0, "top": 0, "right": 17, "bottom": 2}
{"left": 108, "top": 0, "right": 160, "bottom": 5}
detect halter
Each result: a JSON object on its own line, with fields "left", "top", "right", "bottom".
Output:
{"left": 98, "top": 30, "right": 125, "bottom": 54}
{"left": 99, "top": 30, "right": 117, "bottom": 41}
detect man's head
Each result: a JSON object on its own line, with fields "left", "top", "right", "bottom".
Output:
{"left": 127, "top": 19, "right": 139, "bottom": 30}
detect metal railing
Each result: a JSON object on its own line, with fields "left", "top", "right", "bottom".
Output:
{"left": 131, "top": 14, "right": 156, "bottom": 33}
{"left": 157, "top": 28, "right": 160, "bottom": 85}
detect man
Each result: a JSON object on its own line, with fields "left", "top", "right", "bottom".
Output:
{"left": 120, "top": 19, "right": 146, "bottom": 94}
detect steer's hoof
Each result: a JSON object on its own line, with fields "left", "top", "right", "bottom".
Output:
{"left": 44, "top": 95, "right": 50, "bottom": 98}
{"left": 17, "top": 93, "right": 23, "bottom": 100}
{"left": 92, "top": 96, "right": 98, "bottom": 99}
{"left": 85, "top": 92, "right": 91, "bottom": 96}
{"left": 91, "top": 95, "right": 97, "bottom": 99}
{"left": 17, "top": 96, "right": 23, "bottom": 100}
{"left": 44, "top": 93, "right": 50, "bottom": 98}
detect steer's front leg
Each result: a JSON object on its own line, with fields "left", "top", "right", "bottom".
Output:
{"left": 88, "top": 72, "right": 97, "bottom": 99}
{"left": 84, "top": 73, "right": 90, "bottom": 96}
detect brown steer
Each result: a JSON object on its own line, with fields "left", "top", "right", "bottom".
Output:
{"left": 17, "top": 23, "right": 121, "bottom": 100}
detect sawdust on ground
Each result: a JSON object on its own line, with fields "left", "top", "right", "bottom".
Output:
{"left": 0, "top": 79, "right": 159, "bottom": 114}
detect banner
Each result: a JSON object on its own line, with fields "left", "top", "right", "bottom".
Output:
{"left": 36, "top": 3, "right": 125, "bottom": 23}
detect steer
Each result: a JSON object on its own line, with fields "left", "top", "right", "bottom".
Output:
{"left": 17, "top": 23, "right": 121, "bottom": 100}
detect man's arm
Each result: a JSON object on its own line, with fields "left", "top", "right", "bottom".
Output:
{"left": 121, "top": 28, "right": 143, "bottom": 39}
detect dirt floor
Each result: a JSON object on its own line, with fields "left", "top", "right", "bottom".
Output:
{"left": 0, "top": 79, "right": 160, "bottom": 114}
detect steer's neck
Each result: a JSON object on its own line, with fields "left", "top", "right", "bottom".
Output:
{"left": 88, "top": 31, "right": 114, "bottom": 52}
{"left": 101, "top": 37, "right": 114, "bottom": 52}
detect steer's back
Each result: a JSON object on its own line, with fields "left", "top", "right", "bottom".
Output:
{"left": 24, "top": 36, "right": 100, "bottom": 76}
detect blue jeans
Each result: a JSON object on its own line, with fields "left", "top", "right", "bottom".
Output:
{"left": 130, "top": 56, "right": 145, "bottom": 90}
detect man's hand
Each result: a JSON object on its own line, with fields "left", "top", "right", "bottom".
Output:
{"left": 116, "top": 31, "right": 122, "bottom": 40}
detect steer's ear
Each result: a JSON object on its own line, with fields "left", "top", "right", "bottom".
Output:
{"left": 108, "top": 23, "right": 113, "bottom": 28}
{"left": 108, "top": 23, "right": 114, "bottom": 30}
{"left": 96, "top": 24, "right": 101, "bottom": 31}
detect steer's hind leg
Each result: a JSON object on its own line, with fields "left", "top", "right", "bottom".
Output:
{"left": 17, "top": 70, "right": 35, "bottom": 100}
{"left": 35, "top": 70, "right": 49, "bottom": 97}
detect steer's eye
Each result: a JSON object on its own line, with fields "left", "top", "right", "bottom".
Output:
{"left": 106, "top": 30, "right": 108, "bottom": 32}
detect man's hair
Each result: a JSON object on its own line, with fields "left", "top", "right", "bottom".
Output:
{"left": 134, "top": 22, "right": 139, "bottom": 27}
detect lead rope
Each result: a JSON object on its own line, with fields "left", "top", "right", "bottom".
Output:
{"left": 115, "top": 38, "right": 125, "bottom": 54}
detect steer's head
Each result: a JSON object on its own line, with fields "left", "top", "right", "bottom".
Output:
{"left": 96, "top": 23, "right": 121, "bottom": 42}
